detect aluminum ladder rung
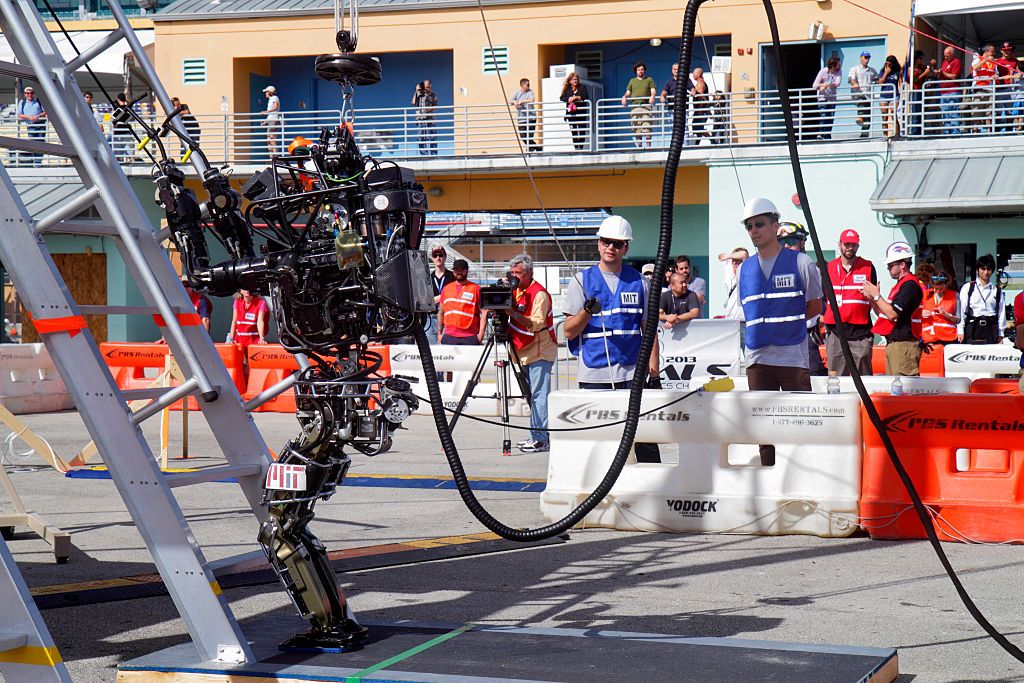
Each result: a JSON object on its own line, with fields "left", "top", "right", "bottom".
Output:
{"left": 79, "top": 305, "right": 182, "bottom": 316}
{"left": 33, "top": 220, "right": 127, "bottom": 237}
{"left": 0, "top": 134, "right": 75, "bottom": 158}
{"left": 129, "top": 377, "right": 201, "bottom": 425}
{"left": 121, "top": 386, "right": 181, "bottom": 401}
{"left": 64, "top": 27, "right": 122, "bottom": 73}
{"left": 34, "top": 186, "right": 101, "bottom": 234}
{"left": 166, "top": 464, "right": 262, "bottom": 489}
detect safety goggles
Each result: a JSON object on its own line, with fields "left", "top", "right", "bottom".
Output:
{"left": 599, "top": 237, "right": 627, "bottom": 249}
{"left": 931, "top": 275, "right": 948, "bottom": 284}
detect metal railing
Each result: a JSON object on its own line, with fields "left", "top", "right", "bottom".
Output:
{"left": 3, "top": 80, "right": 1021, "bottom": 168}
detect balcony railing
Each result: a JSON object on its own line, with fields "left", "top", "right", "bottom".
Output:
{"left": 2, "top": 80, "right": 1021, "bottom": 168}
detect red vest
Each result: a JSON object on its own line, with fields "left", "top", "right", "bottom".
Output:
{"left": 234, "top": 297, "right": 265, "bottom": 340}
{"left": 822, "top": 257, "right": 873, "bottom": 326}
{"left": 508, "top": 280, "right": 556, "bottom": 350}
{"left": 871, "top": 274, "right": 922, "bottom": 339}
{"left": 921, "top": 288, "right": 958, "bottom": 343}
{"left": 440, "top": 281, "right": 482, "bottom": 333}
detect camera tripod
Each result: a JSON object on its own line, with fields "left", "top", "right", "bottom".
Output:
{"left": 448, "top": 314, "right": 532, "bottom": 456}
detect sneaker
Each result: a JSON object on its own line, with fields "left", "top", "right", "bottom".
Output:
{"left": 516, "top": 437, "right": 532, "bottom": 448}
{"left": 519, "top": 440, "right": 549, "bottom": 453}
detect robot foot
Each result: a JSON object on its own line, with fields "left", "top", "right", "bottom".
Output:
{"left": 278, "top": 619, "right": 370, "bottom": 653}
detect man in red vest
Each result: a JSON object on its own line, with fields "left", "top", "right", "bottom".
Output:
{"left": 227, "top": 289, "right": 268, "bottom": 350}
{"left": 507, "top": 254, "right": 557, "bottom": 453}
{"left": 438, "top": 259, "right": 485, "bottom": 345}
{"left": 861, "top": 242, "right": 923, "bottom": 376}
{"left": 822, "top": 229, "right": 877, "bottom": 375}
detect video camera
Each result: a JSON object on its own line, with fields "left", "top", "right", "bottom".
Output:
{"left": 479, "top": 274, "right": 520, "bottom": 310}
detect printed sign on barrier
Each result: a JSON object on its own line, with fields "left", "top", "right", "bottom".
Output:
{"left": 543, "top": 389, "right": 862, "bottom": 538}
{"left": 943, "top": 343, "right": 1021, "bottom": 379}
{"left": 657, "top": 319, "right": 742, "bottom": 389}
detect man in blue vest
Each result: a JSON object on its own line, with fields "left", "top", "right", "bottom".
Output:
{"left": 738, "top": 198, "right": 823, "bottom": 464}
{"left": 564, "top": 215, "right": 660, "bottom": 462}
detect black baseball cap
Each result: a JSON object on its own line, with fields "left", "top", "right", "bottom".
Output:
{"left": 452, "top": 259, "right": 469, "bottom": 270}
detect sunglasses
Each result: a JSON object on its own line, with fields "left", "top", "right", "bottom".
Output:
{"left": 931, "top": 277, "right": 948, "bottom": 284}
{"left": 599, "top": 237, "right": 627, "bottom": 249}
{"left": 744, "top": 219, "right": 768, "bottom": 231}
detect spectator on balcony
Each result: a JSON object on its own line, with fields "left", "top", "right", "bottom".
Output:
{"left": 112, "top": 92, "right": 133, "bottom": 163}
{"left": 510, "top": 78, "right": 538, "bottom": 152}
{"left": 412, "top": 79, "right": 439, "bottom": 156}
{"left": 907, "top": 51, "right": 933, "bottom": 136}
{"left": 621, "top": 62, "right": 656, "bottom": 148}
{"left": 689, "top": 67, "right": 711, "bottom": 142}
{"left": 261, "top": 85, "right": 283, "bottom": 157}
{"left": 849, "top": 51, "right": 877, "bottom": 138}
{"left": 812, "top": 56, "right": 842, "bottom": 140}
{"left": 167, "top": 97, "right": 201, "bottom": 155}
{"left": 709, "top": 92, "right": 730, "bottom": 144}
{"left": 967, "top": 46, "right": 998, "bottom": 134}
{"left": 83, "top": 91, "right": 103, "bottom": 135}
{"left": 877, "top": 55, "right": 901, "bottom": 138}
{"left": 560, "top": 72, "right": 590, "bottom": 151}
{"left": 939, "top": 46, "right": 963, "bottom": 135}
{"left": 995, "top": 42, "right": 1021, "bottom": 133}
{"left": 17, "top": 86, "right": 46, "bottom": 165}
{"left": 659, "top": 62, "right": 679, "bottom": 110}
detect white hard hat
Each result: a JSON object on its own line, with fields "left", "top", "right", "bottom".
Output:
{"left": 885, "top": 241, "right": 914, "bottom": 265}
{"left": 596, "top": 215, "right": 634, "bottom": 241}
{"left": 740, "top": 197, "right": 780, "bottom": 224}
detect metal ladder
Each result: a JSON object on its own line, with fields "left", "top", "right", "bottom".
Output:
{"left": 0, "top": 0, "right": 282, "bottom": 665}
{"left": 0, "top": 536, "right": 71, "bottom": 682}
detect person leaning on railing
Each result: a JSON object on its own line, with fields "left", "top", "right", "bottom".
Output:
{"left": 938, "top": 46, "right": 963, "bottom": 136}
{"left": 560, "top": 72, "right": 590, "bottom": 151}
{"left": 966, "top": 46, "right": 998, "bottom": 134}
{"left": 811, "top": 56, "right": 842, "bottom": 140}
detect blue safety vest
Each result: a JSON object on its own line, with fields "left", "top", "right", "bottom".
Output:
{"left": 740, "top": 248, "right": 807, "bottom": 350}
{"left": 568, "top": 265, "right": 645, "bottom": 368}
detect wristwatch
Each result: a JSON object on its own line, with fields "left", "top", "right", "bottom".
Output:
{"left": 872, "top": 294, "right": 881, "bottom": 302}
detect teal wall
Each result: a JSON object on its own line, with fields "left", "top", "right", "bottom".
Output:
{"left": 706, "top": 149, "right": 908, "bottom": 316}
{"left": 614, "top": 204, "right": 711, "bottom": 281}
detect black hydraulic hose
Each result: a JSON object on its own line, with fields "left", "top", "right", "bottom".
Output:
{"left": 413, "top": 0, "right": 705, "bottom": 541}
{"left": 760, "top": 0, "right": 1024, "bottom": 664}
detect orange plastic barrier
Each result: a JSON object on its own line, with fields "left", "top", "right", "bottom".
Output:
{"left": 860, "top": 394, "right": 1024, "bottom": 543}
{"left": 970, "top": 378, "right": 1020, "bottom": 395}
{"left": 100, "top": 343, "right": 169, "bottom": 392}
{"left": 242, "top": 343, "right": 392, "bottom": 413}
{"left": 243, "top": 344, "right": 299, "bottom": 413}
{"left": 170, "top": 343, "right": 246, "bottom": 411}
{"left": 818, "top": 344, "right": 944, "bottom": 376}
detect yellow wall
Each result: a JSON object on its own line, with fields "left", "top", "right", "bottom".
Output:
{"left": 419, "top": 166, "right": 708, "bottom": 211}
{"left": 153, "top": 0, "right": 912, "bottom": 117}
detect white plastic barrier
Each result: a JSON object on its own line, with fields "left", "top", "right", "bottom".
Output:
{"left": 943, "top": 343, "right": 1021, "bottom": 380}
{"left": 0, "top": 344, "right": 74, "bottom": 414}
{"left": 541, "top": 390, "right": 861, "bottom": 537}
{"left": 725, "top": 375, "right": 969, "bottom": 394}
{"left": 388, "top": 344, "right": 529, "bottom": 417}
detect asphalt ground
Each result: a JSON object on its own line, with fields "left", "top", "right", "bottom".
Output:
{"left": 3, "top": 408, "right": 1024, "bottom": 682}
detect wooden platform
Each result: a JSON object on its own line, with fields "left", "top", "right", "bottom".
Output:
{"left": 118, "top": 616, "right": 899, "bottom": 683}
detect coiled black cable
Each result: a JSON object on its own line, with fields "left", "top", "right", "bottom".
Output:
{"left": 413, "top": 0, "right": 704, "bottom": 542}
{"left": 760, "top": 0, "right": 1024, "bottom": 664}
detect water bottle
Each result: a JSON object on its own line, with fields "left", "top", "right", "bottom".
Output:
{"left": 890, "top": 376, "right": 904, "bottom": 396}
{"left": 826, "top": 375, "right": 841, "bottom": 395}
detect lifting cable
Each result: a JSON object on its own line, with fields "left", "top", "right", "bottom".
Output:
{"left": 756, "top": 0, "right": 1024, "bottom": 665}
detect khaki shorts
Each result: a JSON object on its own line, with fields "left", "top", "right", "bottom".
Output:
{"left": 630, "top": 106, "right": 652, "bottom": 135}
{"left": 884, "top": 341, "right": 921, "bottom": 376}
{"left": 825, "top": 333, "right": 873, "bottom": 376}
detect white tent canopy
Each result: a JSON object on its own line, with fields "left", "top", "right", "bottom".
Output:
{"left": 0, "top": 29, "right": 153, "bottom": 77}
{"left": 917, "top": 1, "right": 1024, "bottom": 48}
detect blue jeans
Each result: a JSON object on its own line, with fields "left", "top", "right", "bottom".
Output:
{"left": 940, "top": 94, "right": 961, "bottom": 135}
{"left": 425, "top": 314, "right": 438, "bottom": 345}
{"left": 525, "top": 359, "right": 553, "bottom": 443}
{"left": 908, "top": 91, "right": 923, "bottom": 137}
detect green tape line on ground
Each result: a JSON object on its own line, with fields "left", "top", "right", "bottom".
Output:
{"left": 345, "top": 623, "right": 475, "bottom": 682}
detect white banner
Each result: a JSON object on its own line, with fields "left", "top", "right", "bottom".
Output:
{"left": 657, "top": 319, "right": 743, "bottom": 389}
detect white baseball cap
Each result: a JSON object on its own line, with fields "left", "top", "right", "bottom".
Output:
{"left": 263, "top": 86, "right": 276, "bottom": 94}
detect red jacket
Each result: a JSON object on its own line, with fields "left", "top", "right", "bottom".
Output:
{"left": 871, "top": 274, "right": 922, "bottom": 339}
{"left": 508, "top": 279, "right": 556, "bottom": 350}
